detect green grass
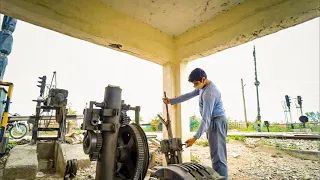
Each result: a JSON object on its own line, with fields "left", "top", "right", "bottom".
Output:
{"left": 233, "top": 123, "right": 320, "bottom": 132}
{"left": 259, "top": 139, "right": 299, "bottom": 150}
{"left": 310, "top": 125, "right": 320, "bottom": 132}
{"left": 260, "top": 139, "right": 273, "bottom": 146}
{"left": 275, "top": 142, "right": 298, "bottom": 150}
{"left": 234, "top": 127, "right": 256, "bottom": 132}
{"left": 194, "top": 135, "right": 246, "bottom": 146}
{"left": 226, "top": 135, "right": 246, "bottom": 143}
{"left": 3, "top": 141, "right": 18, "bottom": 154}
{"left": 235, "top": 125, "right": 293, "bottom": 132}
{"left": 195, "top": 138, "right": 209, "bottom": 147}
{"left": 191, "top": 152, "right": 201, "bottom": 163}
{"left": 265, "top": 126, "right": 293, "bottom": 132}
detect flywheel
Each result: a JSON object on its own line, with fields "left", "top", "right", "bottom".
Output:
{"left": 115, "top": 123, "right": 149, "bottom": 180}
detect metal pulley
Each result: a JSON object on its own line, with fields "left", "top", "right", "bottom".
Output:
{"left": 64, "top": 159, "right": 78, "bottom": 180}
{"left": 83, "top": 130, "right": 102, "bottom": 161}
{"left": 115, "top": 123, "right": 149, "bottom": 180}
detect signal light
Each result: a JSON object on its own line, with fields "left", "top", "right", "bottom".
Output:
{"left": 285, "top": 95, "right": 291, "bottom": 109}
{"left": 37, "top": 75, "right": 46, "bottom": 96}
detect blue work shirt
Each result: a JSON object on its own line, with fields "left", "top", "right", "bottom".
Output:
{"left": 170, "top": 82, "right": 225, "bottom": 139}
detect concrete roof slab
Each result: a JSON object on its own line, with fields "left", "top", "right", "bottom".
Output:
{"left": 0, "top": 0, "right": 319, "bottom": 64}
{"left": 101, "top": 0, "right": 245, "bottom": 36}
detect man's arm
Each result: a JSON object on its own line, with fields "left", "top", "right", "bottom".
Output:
{"left": 193, "top": 92, "right": 215, "bottom": 139}
{"left": 170, "top": 89, "right": 199, "bottom": 105}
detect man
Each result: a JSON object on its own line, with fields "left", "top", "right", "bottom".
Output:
{"left": 163, "top": 68, "right": 228, "bottom": 179}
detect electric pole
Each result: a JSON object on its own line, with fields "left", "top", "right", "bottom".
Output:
{"left": 253, "top": 46, "right": 262, "bottom": 132}
{"left": 241, "top": 79, "right": 248, "bottom": 128}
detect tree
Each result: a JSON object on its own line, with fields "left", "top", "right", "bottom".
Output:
{"left": 190, "top": 115, "right": 200, "bottom": 132}
{"left": 150, "top": 113, "right": 161, "bottom": 131}
{"left": 305, "top": 111, "right": 320, "bottom": 122}
{"left": 67, "top": 103, "right": 77, "bottom": 115}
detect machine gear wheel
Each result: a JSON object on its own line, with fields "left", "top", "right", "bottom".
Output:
{"left": 64, "top": 159, "right": 78, "bottom": 179}
{"left": 115, "top": 123, "right": 149, "bottom": 180}
{"left": 83, "top": 130, "right": 102, "bottom": 161}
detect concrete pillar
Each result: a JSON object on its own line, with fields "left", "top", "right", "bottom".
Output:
{"left": 162, "top": 60, "right": 191, "bottom": 162}
{"left": 0, "top": 14, "right": 3, "bottom": 27}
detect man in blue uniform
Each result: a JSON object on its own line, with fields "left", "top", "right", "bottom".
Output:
{"left": 163, "top": 68, "right": 228, "bottom": 179}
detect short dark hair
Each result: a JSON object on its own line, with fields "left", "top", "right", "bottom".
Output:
{"left": 188, "top": 68, "right": 207, "bottom": 82}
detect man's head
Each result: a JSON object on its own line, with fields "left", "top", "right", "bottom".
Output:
{"left": 188, "top": 68, "right": 207, "bottom": 89}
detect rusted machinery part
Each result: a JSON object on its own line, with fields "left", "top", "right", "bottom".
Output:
{"left": 151, "top": 162, "right": 225, "bottom": 180}
{"left": 64, "top": 159, "right": 78, "bottom": 180}
{"left": 56, "top": 106, "right": 67, "bottom": 123}
{"left": 115, "top": 123, "right": 149, "bottom": 180}
{"left": 120, "top": 104, "right": 132, "bottom": 126}
{"left": 83, "top": 130, "right": 102, "bottom": 161}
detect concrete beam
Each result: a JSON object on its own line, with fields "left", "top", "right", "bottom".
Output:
{"left": 0, "top": 0, "right": 174, "bottom": 65}
{"left": 175, "top": 0, "right": 320, "bottom": 63}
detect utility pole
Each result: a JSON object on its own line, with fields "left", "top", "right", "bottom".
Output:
{"left": 241, "top": 79, "right": 248, "bottom": 128}
{"left": 281, "top": 101, "right": 289, "bottom": 124}
{"left": 253, "top": 46, "right": 262, "bottom": 132}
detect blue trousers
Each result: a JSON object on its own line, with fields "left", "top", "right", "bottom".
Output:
{"left": 206, "top": 116, "right": 228, "bottom": 180}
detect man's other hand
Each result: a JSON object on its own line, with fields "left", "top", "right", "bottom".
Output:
{"left": 185, "top": 137, "right": 197, "bottom": 147}
{"left": 163, "top": 97, "right": 171, "bottom": 104}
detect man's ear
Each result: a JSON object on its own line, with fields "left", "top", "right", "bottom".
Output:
{"left": 202, "top": 77, "right": 206, "bottom": 83}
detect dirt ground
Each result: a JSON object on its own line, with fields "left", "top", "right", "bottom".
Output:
{"left": 189, "top": 140, "right": 320, "bottom": 180}
{"left": 70, "top": 139, "right": 320, "bottom": 180}
{"left": 1, "top": 139, "right": 319, "bottom": 180}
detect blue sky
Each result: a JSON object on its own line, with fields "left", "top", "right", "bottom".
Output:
{"left": 2, "top": 15, "right": 319, "bottom": 124}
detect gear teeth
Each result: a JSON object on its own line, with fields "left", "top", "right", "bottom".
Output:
{"left": 116, "top": 124, "right": 149, "bottom": 179}
{"left": 83, "top": 131, "right": 103, "bottom": 161}
{"left": 96, "top": 133, "right": 103, "bottom": 152}
{"left": 129, "top": 124, "right": 149, "bottom": 180}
